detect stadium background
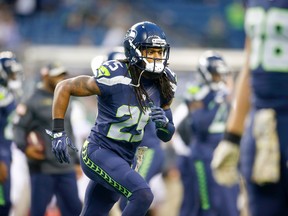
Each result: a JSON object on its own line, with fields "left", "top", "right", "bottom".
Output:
{"left": 0, "top": 0, "right": 245, "bottom": 215}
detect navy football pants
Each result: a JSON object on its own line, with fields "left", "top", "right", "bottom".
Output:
{"left": 240, "top": 109, "right": 288, "bottom": 216}
{"left": 0, "top": 147, "right": 11, "bottom": 216}
{"left": 30, "top": 172, "right": 82, "bottom": 216}
{"left": 80, "top": 141, "right": 153, "bottom": 216}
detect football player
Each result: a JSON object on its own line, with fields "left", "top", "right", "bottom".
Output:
{"left": 91, "top": 48, "right": 167, "bottom": 216}
{"left": 211, "top": 1, "right": 288, "bottom": 215}
{"left": 46, "top": 21, "right": 177, "bottom": 215}
{"left": 184, "top": 51, "right": 239, "bottom": 216}
{"left": 0, "top": 51, "right": 22, "bottom": 216}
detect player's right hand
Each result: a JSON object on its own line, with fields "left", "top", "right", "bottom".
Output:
{"left": 45, "top": 130, "right": 78, "bottom": 163}
{"left": 25, "top": 145, "right": 45, "bottom": 160}
{"left": 211, "top": 140, "right": 240, "bottom": 187}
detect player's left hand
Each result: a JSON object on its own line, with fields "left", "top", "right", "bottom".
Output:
{"left": 45, "top": 129, "right": 78, "bottom": 163}
{"left": 211, "top": 140, "right": 240, "bottom": 187}
{"left": 149, "top": 103, "right": 169, "bottom": 128}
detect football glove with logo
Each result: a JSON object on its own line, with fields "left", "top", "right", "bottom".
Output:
{"left": 45, "top": 129, "right": 78, "bottom": 163}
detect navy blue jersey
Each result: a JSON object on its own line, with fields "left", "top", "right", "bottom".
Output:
{"left": 191, "top": 92, "right": 228, "bottom": 142}
{"left": 190, "top": 87, "right": 229, "bottom": 159}
{"left": 87, "top": 60, "right": 176, "bottom": 163}
{"left": 0, "top": 87, "right": 15, "bottom": 149}
{"left": 245, "top": 0, "right": 288, "bottom": 110}
{"left": 0, "top": 86, "right": 14, "bottom": 216}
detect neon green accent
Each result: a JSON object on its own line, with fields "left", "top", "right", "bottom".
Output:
{"left": 138, "top": 149, "right": 154, "bottom": 178}
{"left": 157, "top": 127, "right": 169, "bottom": 133}
{"left": 97, "top": 66, "right": 111, "bottom": 77}
{"left": 4, "top": 110, "right": 16, "bottom": 140}
{"left": 0, "top": 185, "right": 5, "bottom": 205}
{"left": 208, "top": 103, "right": 228, "bottom": 134}
{"left": 225, "top": 2, "right": 244, "bottom": 30}
{"left": 0, "top": 93, "right": 4, "bottom": 100}
{"left": 187, "top": 85, "right": 200, "bottom": 95}
{"left": 194, "top": 160, "right": 210, "bottom": 210}
{"left": 81, "top": 140, "right": 132, "bottom": 198}
{"left": 208, "top": 101, "right": 216, "bottom": 110}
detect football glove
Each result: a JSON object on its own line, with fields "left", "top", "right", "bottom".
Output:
{"left": 252, "top": 109, "right": 280, "bottom": 184}
{"left": 45, "top": 129, "right": 78, "bottom": 163}
{"left": 211, "top": 140, "right": 240, "bottom": 187}
{"left": 149, "top": 102, "right": 169, "bottom": 128}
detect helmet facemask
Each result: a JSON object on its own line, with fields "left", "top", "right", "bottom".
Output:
{"left": 139, "top": 41, "right": 170, "bottom": 74}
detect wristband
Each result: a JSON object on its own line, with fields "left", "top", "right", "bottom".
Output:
{"left": 156, "top": 122, "right": 175, "bottom": 142}
{"left": 53, "top": 118, "right": 64, "bottom": 132}
{"left": 223, "top": 131, "right": 241, "bottom": 146}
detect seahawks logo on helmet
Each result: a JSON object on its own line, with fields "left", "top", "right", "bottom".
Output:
{"left": 124, "top": 29, "right": 137, "bottom": 41}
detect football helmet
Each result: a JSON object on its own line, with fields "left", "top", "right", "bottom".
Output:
{"left": 107, "top": 48, "right": 126, "bottom": 61}
{"left": 123, "top": 21, "right": 170, "bottom": 74}
{"left": 197, "top": 50, "right": 229, "bottom": 84}
{"left": 90, "top": 47, "right": 125, "bottom": 76}
{"left": 0, "top": 51, "right": 23, "bottom": 89}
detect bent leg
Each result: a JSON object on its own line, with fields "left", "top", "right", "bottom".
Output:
{"left": 81, "top": 141, "right": 153, "bottom": 216}
{"left": 80, "top": 180, "right": 120, "bottom": 216}
{"left": 122, "top": 188, "right": 153, "bottom": 216}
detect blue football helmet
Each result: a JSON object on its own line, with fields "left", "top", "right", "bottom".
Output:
{"left": 123, "top": 21, "right": 170, "bottom": 74}
{"left": 197, "top": 50, "right": 229, "bottom": 84}
{"left": 0, "top": 51, "right": 23, "bottom": 88}
{"left": 107, "top": 49, "right": 126, "bottom": 61}
{"left": 90, "top": 47, "right": 126, "bottom": 76}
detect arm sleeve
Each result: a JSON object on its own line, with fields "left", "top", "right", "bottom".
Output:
{"left": 156, "top": 108, "right": 175, "bottom": 142}
{"left": 177, "top": 117, "right": 193, "bottom": 145}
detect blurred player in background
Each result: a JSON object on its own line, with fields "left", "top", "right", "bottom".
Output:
{"left": 91, "top": 48, "right": 167, "bottom": 216}
{"left": 186, "top": 51, "right": 239, "bottom": 216}
{"left": 0, "top": 51, "right": 23, "bottom": 216}
{"left": 211, "top": 1, "right": 288, "bottom": 216}
{"left": 173, "top": 82, "right": 203, "bottom": 216}
{"left": 13, "top": 62, "right": 82, "bottom": 216}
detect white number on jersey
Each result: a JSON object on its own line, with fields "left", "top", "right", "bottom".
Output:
{"left": 107, "top": 105, "right": 150, "bottom": 142}
{"left": 245, "top": 8, "right": 288, "bottom": 72}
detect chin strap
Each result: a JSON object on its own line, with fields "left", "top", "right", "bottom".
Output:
{"left": 128, "top": 70, "right": 145, "bottom": 88}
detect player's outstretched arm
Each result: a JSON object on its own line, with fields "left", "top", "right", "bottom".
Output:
{"left": 211, "top": 37, "right": 251, "bottom": 186}
{"left": 225, "top": 37, "right": 251, "bottom": 136}
{"left": 52, "top": 75, "right": 101, "bottom": 119}
{"left": 47, "top": 75, "right": 101, "bottom": 163}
